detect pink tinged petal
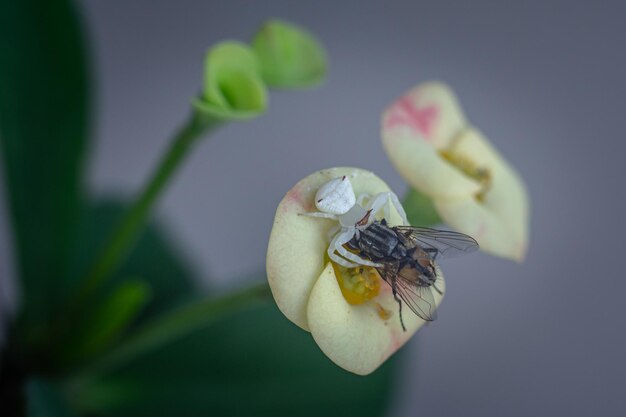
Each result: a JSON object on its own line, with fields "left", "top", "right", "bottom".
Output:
{"left": 434, "top": 129, "right": 530, "bottom": 262}
{"left": 267, "top": 168, "right": 396, "bottom": 331}
{"left": 382, "top": 128, "right": 483, "bottom": 199}
{"left": 382, "top": 81, "right": 467, "bottom": 149}
{"left": 307, "top": 263, "right": 445, "bottom": 375}
{"left": 384, "top": 98, "right": 439, "bottom": 140}
{"left": 267, "top": 186, "right": 332, "bottom": 331}
{"left": 382, "top": 82, "right": 482, "bottom": 200}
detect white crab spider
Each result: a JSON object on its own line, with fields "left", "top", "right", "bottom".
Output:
{"left": 304, "top": 176, "right": 409, "bottom": 269}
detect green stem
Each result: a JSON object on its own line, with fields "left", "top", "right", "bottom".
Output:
{"left": 76, "top": 281, "right": 271, "bottom": 379}
{"left": 75, "top": 111, "right": 222, "bottom": 307}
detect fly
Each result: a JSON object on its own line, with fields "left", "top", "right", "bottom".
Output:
{"left": 344, "top": 218, "right": 478, "bottom": 331}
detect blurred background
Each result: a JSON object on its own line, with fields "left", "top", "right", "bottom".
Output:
{"left": 2, "top": 0, "right": 626, "bottom": 415}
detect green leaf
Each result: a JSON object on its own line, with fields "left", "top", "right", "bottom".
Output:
{"left": 67, "top": 199, "right": 196, "bottom": 318}
{"left": 194, "top": 41, "right": 267, "bottom": 120}
{"left": 403, "top": 188, "right": 443, "bottom": 227}
{"left": 48, "top": 199, "right": 197, "bottom": 370}
{"left": 63, "top": 280, "right": 151, "bottom": 362}
{"left": 75, "top": 303, "right": 398, "bottom": 417}
{"left": 26, "top": 379, "right": 77, "bottom": 417}
{"left": 0, "top": 0, "right": 90, "bottom": 328}
{"left": 80, "top": 282, "right": 269, "bottom": 376}
{"left": 252, "top": 19, "right": 327, "bottom": 89}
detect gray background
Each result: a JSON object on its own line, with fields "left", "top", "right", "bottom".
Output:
{"left": 2, "top": 0, "right": 626, "bottom": 415}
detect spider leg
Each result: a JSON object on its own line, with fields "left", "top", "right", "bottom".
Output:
{"left": 328, "top": 229, "right": 360, "bottom": 268}
{"left": 356, "top": 193, "right": 371, "bottom": 206}
{"left": 330, "top": 251, "right": 360, "bottom": 268}
{"left": 364, "top": 192, "right": 392, "bottom": 222}
{"left": 300, "top": 211, "right": 338, "bottom": 220}
{"left": 331, "top": 228, "right": 382, "bottom": 268}
{"left": 336, "top": 244, "right": 383, "bottom": 267}
{"left": 388, "top": 192, "right": 409, "bottom": 225}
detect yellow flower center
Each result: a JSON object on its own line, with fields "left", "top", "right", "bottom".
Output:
{"left": 331, "top": 262, "right": 381, "bottom": 305}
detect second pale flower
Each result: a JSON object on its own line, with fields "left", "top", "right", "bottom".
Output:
{"left": 381, "top": 82, "right": 530, "bottom": 261}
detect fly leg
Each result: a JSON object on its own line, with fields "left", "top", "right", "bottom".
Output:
{"left": 391, "top": 277, "right": 407, "bottom": 332}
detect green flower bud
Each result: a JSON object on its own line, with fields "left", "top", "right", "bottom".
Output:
{"left": 252, "top": 19, "right": 327, "bottom": 89}
{"left": 193, "top": 41, "right": 268, "bottom": 120}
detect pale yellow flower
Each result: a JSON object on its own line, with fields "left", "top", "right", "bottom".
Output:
{"left": 266, "top": 167, "right": 444, "bottom": 375}
{"left": 381, "top": 82, "right": 529, "bottom": 261}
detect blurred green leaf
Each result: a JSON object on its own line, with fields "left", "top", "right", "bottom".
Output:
{"left": 0, "top": 0, "right": 90, "bottom": 327}
{"left": 403, "top": 188, "right": 442, "bottom": 227}
{"left": 48, "top": 200, "right": 197, "bottom": 370}
{"left": 64, "top": 280, "right": 151, "bottom": 362}
{"left": 27, "top": 379, "right": 76, "bottom": 417}
{"left": 252, "top": 19, "right": 327, "bottom": 88}
{"left": 76, "top": 303, "right": 397, "bottom": 417}
{"left": 67, "top": 200, "right": 197, "bottom": 319}
{"left": 81, "top": 282, "right": 269, "bottom": 377}
{"left": 194, "top": 41, "right": 267, "bottom": 120}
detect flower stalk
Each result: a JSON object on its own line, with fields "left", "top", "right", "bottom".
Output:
{"left": 74, "top": 112, "right": 222, "bottom": 308}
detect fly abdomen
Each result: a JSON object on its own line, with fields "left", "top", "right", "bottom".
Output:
{"left": 406, "top": 246, "right": 437, "bottom": 286}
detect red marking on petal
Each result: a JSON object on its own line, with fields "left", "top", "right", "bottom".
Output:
{"left": 384, "top": 96, "right": 439, "bottom": 140}
{"left": 284, "top": 184, "right": 315, "bottom": 212}
{"left": 283, "top": 186, "right": 302, "bottom": 210}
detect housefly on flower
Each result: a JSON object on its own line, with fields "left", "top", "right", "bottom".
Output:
{"left": 303, "top": 174, "right": 479, "bottom": 331}
{"left": 344, "top": 218, "right": 478, "bottom": 330}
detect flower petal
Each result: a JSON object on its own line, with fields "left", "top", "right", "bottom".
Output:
{"left": 252, "top": 19, "right": 327, "bottom": 89}
{"left": 383, "top": 82, "right": 466, "bottom": 148}
{"left": 434, "top": 129, "right": 530, "bottom": 261}
{"left": 266, "top": 168, "right": 395, "bottom": 330}
{"left": 382, "top": 82, "right": 482, "bottom": 199}
{"left": 307, "top": 262, "right": 445, "bottom": 375}
{"left": 193, "top": 41, "right": 268, "bottom": 120}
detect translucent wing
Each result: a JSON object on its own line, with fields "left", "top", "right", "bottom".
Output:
{"left": 395, "top": 275, "right": 438, "bottom": 322}
{"left": 376, "top": 262, "right": 441, "bottom": 322}
{"left": 393, "top": 226, "right": 479, "bottom": 259}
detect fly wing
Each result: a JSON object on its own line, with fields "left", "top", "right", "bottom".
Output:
{"left": 393, "top": 226, "right": 479, "bottom": 259}
{"left": 396, "top": 267, "right": 439, "bottom": 322}
{"left": 377, "top": 262, "right": 439, "bottom": 322}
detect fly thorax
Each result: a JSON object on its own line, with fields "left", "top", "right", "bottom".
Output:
{"left": 392, "top": 243, "right": 408, "bottom": 260}
{"left": 360, "top": 222, "right": 399, "bottom": 259}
